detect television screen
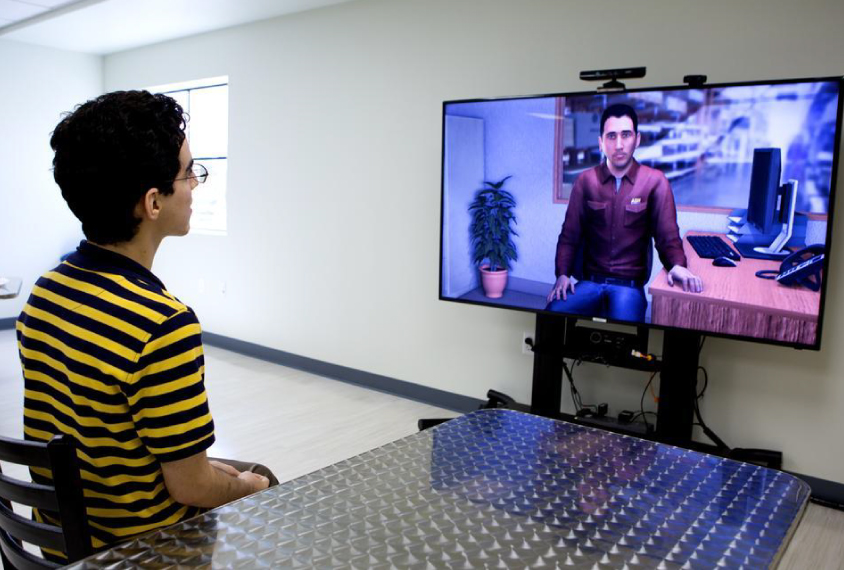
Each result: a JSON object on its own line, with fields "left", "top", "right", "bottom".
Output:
{"left": 440, "top": 77, "right": 842, "bottom": 349}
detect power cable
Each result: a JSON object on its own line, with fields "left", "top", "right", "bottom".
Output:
{"left": 639, "top": 370, "right": 659, "bottom": 432}
{"left": 562, "top": 359, "right": 595, "bottom": 415}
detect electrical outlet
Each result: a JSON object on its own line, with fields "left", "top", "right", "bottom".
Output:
{"left": 522, "top": 331, "right": 534, "bottom": 355}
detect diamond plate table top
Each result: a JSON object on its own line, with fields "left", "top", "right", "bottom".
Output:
{"left": 0, "top": 276, "right": 22, "bottom": 299}
{"left": 67, "top": 409, "right": 809, "bottom": 569}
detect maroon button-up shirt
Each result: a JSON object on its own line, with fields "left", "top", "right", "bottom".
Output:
{"left": 555, "top": 160, "right": 687, "bottom": 282}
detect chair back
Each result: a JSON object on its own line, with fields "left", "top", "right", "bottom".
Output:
{"left": 0, "top": 434, "right": 92, "bottom": 569}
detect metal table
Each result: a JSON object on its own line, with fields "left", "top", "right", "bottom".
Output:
{"left": 0, "top": 277, "right": 21, "bottom": 300}
{"left": 68, "top": 409, "right": 809, "bottom": 569}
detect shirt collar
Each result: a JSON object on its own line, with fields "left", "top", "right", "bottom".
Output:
{"left": 70, "top": 240, "right": 166, "bottom": 290}
{"left": 598, "top": 159, "right": 640, "bottom": 186}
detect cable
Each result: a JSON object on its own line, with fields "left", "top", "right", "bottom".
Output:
{"left": 696, "top": 366, "right": 709, "bottom": 399}
{"left": 694, "top": 396, "right": 729, "bottom": 450}
{"left": 562, "top": 359, "right": 582, "bottom": 413}
{"left": 692, "top": 339, "right": 727, "bottom": 449}
{"left": 692, "top": 364, "right": 728, "bottom": 450}
{"left": 639, "top": 370, "right": 658, "bottom": 431}
{"left": 563, "top": 359, "right": 594, "bottom": 415}
{"left": 630, "top": 411, "right": 657, "bottom": 423}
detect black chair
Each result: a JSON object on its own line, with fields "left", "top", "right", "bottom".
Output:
{"left": 0, "top": 434, "right": 92, "bottom": 569}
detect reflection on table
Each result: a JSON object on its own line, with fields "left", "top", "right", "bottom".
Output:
{"left": 68, "top": 409, "right": 809, "bottom": 569}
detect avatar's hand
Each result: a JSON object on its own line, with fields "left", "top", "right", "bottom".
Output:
{"left": 547, "top": 275, "right": 576, "bottom": 302}
{"left": 667, "top": 265, "right": 703, "bottom": 293}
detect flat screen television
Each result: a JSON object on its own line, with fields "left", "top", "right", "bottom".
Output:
{"left": 440, "top": 76, "right": 842, "bottom": 350}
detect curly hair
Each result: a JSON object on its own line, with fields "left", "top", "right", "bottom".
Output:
{"left": 50, "top": 90, "right": 187, "bottom": 244}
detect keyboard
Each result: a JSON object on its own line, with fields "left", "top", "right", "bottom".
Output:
{"left": 687, "top": 235, "right": 741, "bottom": 260}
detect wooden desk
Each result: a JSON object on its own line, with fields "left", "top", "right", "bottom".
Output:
{"left": 648, "top": 232, "right": 821, "bottom": 345}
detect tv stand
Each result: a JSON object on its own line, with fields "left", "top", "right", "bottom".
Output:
{"left": 530, "top": 313, "right": 699, "bottom": 446}
{"left": 656, "top": 325, "right": 699, "bottom": 444}
{"left": 420, "top": 312, "right": 782, "bottom": 467}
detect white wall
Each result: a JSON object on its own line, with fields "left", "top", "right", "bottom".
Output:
{"left": 101, "top": 0, "right": 844, "bottom": 482}
{"left": 0, "top": 40, "right": 101, "bottom": 320}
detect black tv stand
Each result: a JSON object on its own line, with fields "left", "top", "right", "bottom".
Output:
{"left": 419, "top": 312, "right": 782, "bottom": 468}
{"left": 529, "top": 313, "right": 699, "bottom": 446}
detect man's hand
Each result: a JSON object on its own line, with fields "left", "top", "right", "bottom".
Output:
{"left": 209, "top": 460, "right": 269, "bottom": 492}
{"left": 238, "top": 471, "right": 270, "bottom": 492}
{"left": 547, "top": 275, "right": 576, "bottom": 303}
{"left": 161, "top": 452, "right": 270, "bottom": 508}
{"left": 209, "top": 460, "right": 241, "bottom": 477}
{"left": 667, "top": 265, "right": 703, "bottom": 293}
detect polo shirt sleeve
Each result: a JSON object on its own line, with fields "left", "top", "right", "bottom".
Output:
{"left": 125, "top": 308, "right": 215, "bottom": 463}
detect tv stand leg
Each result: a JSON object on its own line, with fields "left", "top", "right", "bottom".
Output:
{"left": 529, "top": 314, "right": 569, "bottom": 417}
{"left": 525, "top": 315, "right": 703, "bottom": 448}
{"left": 656, "top": 330, "right": 700, "bottom": 445}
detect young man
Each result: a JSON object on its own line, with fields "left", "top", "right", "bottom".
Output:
{"left": 546, "top": 103, "right": 702, "bottom": 322}
{"left": 16, "top": 90, "right": 275, "bottom": 558}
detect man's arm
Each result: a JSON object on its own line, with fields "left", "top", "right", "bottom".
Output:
{"left": 161, "top": 450, "right": 269, "bottom": 508}
{"left": 127, "top": 310, "right": 263, "bottom": 507}
{"left": 549, "top": 175, "right": 587, "bottom": 302}
{"left": 649, "top": 170, "right": 702, "bottom": 292}
{"left": 554, "top": 176, "right": 586, "bottom": 279}
{"left": 649, "top": 170, "right": 687, "bottom": 268}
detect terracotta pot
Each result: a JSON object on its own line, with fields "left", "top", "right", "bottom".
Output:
{"left": 480, "top": 265, "right": 508, "bottom": 298}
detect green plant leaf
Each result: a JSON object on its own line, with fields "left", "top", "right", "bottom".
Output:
{"left": 468, "top": 176, "right": 518, "bottom": 270}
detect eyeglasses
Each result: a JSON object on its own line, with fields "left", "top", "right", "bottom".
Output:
{"left": 174, "top": 163, "right": 208, "bottom": 184}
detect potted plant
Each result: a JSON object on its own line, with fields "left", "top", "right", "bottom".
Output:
{"left": 469, "top": 176, "right": 518, "bottom": 298}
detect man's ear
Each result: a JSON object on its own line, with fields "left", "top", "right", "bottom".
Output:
{"left": 136, "top": 188, "right": 162, "bottom": 221}
{"left": 634, "top": 131, "right": 642, "bottom": 150}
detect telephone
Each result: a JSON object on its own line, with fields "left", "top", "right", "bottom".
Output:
{"left": 755, "top": 244, "right": 824, "bottom": 291}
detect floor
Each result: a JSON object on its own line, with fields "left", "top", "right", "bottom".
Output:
{"left": 1, "top": 329, "right": 842, "bottom": 568}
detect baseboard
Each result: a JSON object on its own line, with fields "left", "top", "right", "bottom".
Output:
{"left": 0, "top": 317, "right": 16, "bottom": 330}
{"left": 787, "top": 471, "right": 844, "bottom": 511}
{"left": 201, "top": 331, "right": 483, "bottom": 414}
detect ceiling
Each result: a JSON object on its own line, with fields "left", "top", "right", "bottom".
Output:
{"left": 0, "top": 0, "right": 81, "bottom": 27}
{"left": 0, "top": 0, "right": 356, "bottom": 55}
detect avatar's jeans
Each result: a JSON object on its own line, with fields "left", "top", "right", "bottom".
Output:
{"left": 545, "top": 280, "right": 647, "bottom": 322}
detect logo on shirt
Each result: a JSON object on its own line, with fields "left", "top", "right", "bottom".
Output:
{"left": 630, "top": 197, "right": 642, "bottom": 204}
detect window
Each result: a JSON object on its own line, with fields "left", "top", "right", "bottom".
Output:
{"left": 148, "top": 76, "right": 229, "bottom": 235}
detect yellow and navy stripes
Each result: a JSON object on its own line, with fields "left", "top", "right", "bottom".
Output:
{"left": 16, "top": 241, "right": 215, "bottom": 554}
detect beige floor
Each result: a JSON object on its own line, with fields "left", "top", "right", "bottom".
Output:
{"left": 1, "top": 328, "right": 842, "bottom": 568}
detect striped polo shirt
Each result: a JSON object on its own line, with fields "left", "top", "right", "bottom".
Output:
{"left": 16, "top": 240, "right": 215, "bottom": 555}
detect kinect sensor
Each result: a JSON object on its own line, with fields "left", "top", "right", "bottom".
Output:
{"left": 580, "top": 67, "right": 646, "bottom": 91}
{"left": 579, "top": 67, "right": 647, "bottom": 82}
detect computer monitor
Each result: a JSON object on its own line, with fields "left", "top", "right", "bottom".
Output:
{"left": 746, "top": 148, "right": 782, "bottom": 235}
{"left": 440, "top": 76, "right": 842, "bottom": 350}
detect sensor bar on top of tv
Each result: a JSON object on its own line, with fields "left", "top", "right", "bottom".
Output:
{"left": 579, "top": 67, "right": 646, "bottom": 82}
